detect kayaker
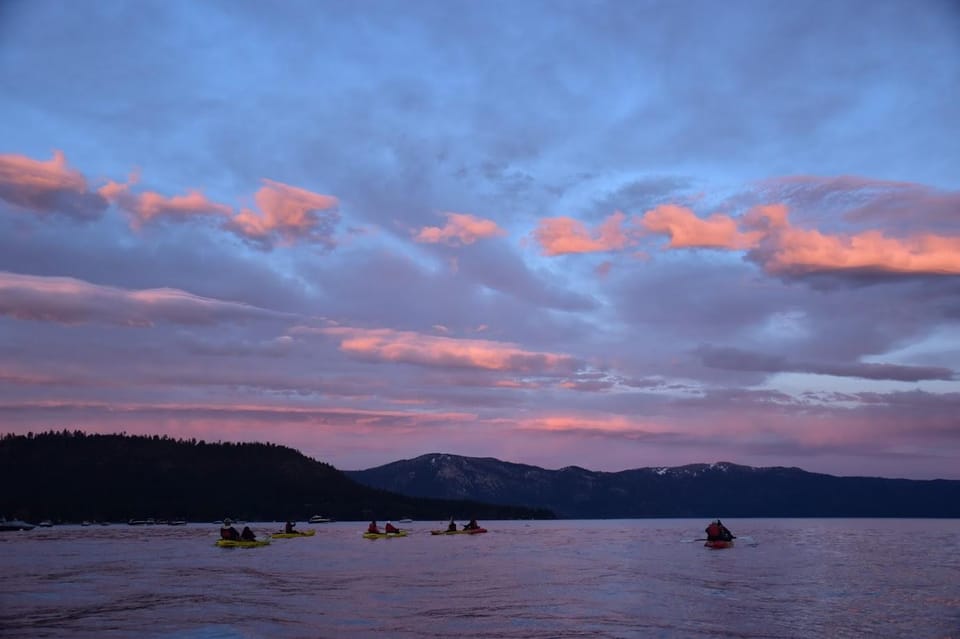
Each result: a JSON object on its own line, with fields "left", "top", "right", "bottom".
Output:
{"left": 240, "top": 526, "right": 257, "bottom": 541}
{"left": 705, "top": 520, "right": 722, "bottom": 541}
{"left": 367, "top": 520, "right": 381, "bottom": 534}
{"left": 463, "top": 518, "right": 480, "bottom": 530}
{"left": 220, "top": 518, "right": 240, "bottom": 541}
{"left": 446, "top": 517, "right": 457, "bottom": 532}
{"left": 705, "top": 520, "right": 734, "bottom": 542}
{"left": 384, "top": 521, "right": 401, "bottom": 534}
{"left": 717, "top": 520, "right": 734, "bottom": 541}
{"left": 284, "top": 520, "right": 296, "bottom": 534}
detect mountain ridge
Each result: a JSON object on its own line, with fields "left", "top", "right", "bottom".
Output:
{"left": 346, "top": 453, "right": 960, "bottom": 518}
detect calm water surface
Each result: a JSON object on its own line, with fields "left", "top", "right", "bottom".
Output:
{"left": 1, "top": 519, "right": 958, "bottom": 638}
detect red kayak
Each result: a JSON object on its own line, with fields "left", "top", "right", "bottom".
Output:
{"left": 704, "top": 539, "right": 734, "bottom": 549}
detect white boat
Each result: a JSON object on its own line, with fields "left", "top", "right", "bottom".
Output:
{"left": 308, "top": 515, "right": 334, "bottom": 524}
{"left": 397, "top": 518, "right": 413, "bottom": 524}
{"left": 0, "top": 518, "right": 35, "bottom": 531}
{"left": 38, "top": 520, "right": 53, "bottom": 527}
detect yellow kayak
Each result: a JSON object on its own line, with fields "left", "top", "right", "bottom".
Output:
{"left": 215, "top": 539, "right": 270, "bottom": 548}
{"left": 362, "top": 531, "right": 408, "bottom": 539}
{"left": 271, "top": 529, "right": 317, "bottom": 539}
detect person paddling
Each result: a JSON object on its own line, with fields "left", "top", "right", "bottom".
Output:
{"left": 463, "top": 518, "right": 481, "bottom": 531}
{"left": 367, "top": 520, "right": 381, "bottom": 534}
{"left": 384, "top": 521, "right": 401, "bottom": 534}
{"left": 220, "top": 518, "right": 240, "bottom": 541}
{"left": 285, "top": 520, "right": 296, "bottom": 534}
{"left": 446, "top": 517, "right": 457, "bottom": 532}
{"left": 240, "top": 525, "right": 257, "bottom": 541}
{"left": 705, "top": 519, "right": 734, "bottom": 542}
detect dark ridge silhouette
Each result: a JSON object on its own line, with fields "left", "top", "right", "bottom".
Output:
{"left": 346, "top": 453, "right": 960, "bottom": 518}
{"left": 0, "top": 432, "right": 553, "bottom": 523}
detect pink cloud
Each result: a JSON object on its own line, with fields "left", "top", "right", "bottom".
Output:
{"left": 101, "top": 176, "right": 233, "bottom": 227}
{"left": 228, "top": 179, "right": 339, "bottom": 248}
{"left": 635, "top": 200, "right": 960, "bottom": 277}
{"left": 515, "top": 414, "right": 670, "bottom": 434}
{"left": 0, "top": 150, "right": 107, "bottom": 219}
{"left": 415, "top": 212, "right": 507, "bottom": 245}
{"left": 533, "top": 211, "right": 634, "bottom": 255}
{"left": 309, "top": 326, "right": 580, "bottom": 373}
{"left": 0, "top": 271, "right": 284, "bottom": 326}
{"left": 640, "top": 203, "right": 763, "bottom": 249}
{"left": 754, "top": 224, "right": 960, "bottom": 276}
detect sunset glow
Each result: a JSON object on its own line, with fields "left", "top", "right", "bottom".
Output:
{"left": 1, "top": 1, "right": 958, "bottom": 479}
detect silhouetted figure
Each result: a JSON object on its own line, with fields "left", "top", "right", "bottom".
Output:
{"left": 285, "top": 520, "right": 296, "bottom": 534}
{"left": 240, "top": 526, "right": 256, "bottom": 541}
{"left": 705, "top": 520, "right": 734, "bottom": 541}
{"left": 447, "top": 518, "right": 457, "bottom": 532}
{"left": 384, "top": 521, "right": 400, "bottom": 533}
{"left": 368, "top": 520, "right": 380, "bottom": 534}
{"left": 220, "top": 518, "right": 240, "bottom": 541}
{"left": 463, "top": 518, "right": 481, "bottom": 530}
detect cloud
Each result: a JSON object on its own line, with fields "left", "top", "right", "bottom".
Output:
{"left": 0, "top": 152, "right": 341, "bottom": 249}
{"left": 533, "top": 211, "right": 634, "bottom": 255}
{"left": 0, "top": 271, "right": 285, "bottom": 326}
{"left": 414, "top": 212, "right": 507, "bottom": 245}
{"left": 749, "top": 220, "right": 960, "bottom": 276}
{"left": 567, "top": 199, "right": 960, "bottom": 279}
{"left": 227, "top": 178, "right": 339, "bottom": 249}
{"left": 100, "top": 176, "right": 233, "bottom": 227}
{"left": 0, "top": 398, "right": 476, "bottom": 428}
{"left": 305, "top": 325, "right": 581, "bottom": 373}
{"left": 697, "top": 345, "right": 954, "bottom": 382}
{"left": 640, "top": 203, "right": 762, "bottom": 249}
{"left": 0, "top": 150, "right": 107, "bottom": 220}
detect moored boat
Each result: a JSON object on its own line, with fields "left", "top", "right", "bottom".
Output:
{"left": 308, "top": 515, "right": 333, "bottom": 523}
{"left": 0, "top": 518, "right": 35, "bottom": 531}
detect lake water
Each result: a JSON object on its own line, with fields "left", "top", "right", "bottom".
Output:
{"left": 1, "top": 519, "right": 958, "bottom": 638}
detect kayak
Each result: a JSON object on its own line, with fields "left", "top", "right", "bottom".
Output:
{"left": 704, "top": 539, "right": 734, "bottom": 549}
{"left": 271, "top": 529, "right": 317, "bottom": 539}
{"left": 216, "top": 539, "right": 270, "bottom": 548}
{"left": 362, "top": 531, "right": 408, "bottom": 539}
{"left": 430, "top": 528, "right": 487, "bottom": 535}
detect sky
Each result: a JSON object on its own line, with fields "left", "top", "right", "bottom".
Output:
{"left": 1, "top": 0, "right": 959, "bottom": 479}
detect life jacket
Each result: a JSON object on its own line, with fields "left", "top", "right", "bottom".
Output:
{"left": 385, "top": 524, "right": 399, "bottom": 533}
{"left": 368, "top": 523, "right": 380, "bottom": 533}
{"left": 221, "top": 527, "right": 239, "bottom": 540}
{"left": 705, "top": 523, "right": 721, "bottom": 539}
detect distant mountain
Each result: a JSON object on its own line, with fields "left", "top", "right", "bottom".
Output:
{"left": 346, "top": 453, "right": 960, "bottom": 518}
{"left": 0, "top": 432, "right": 552, "bottom": 523}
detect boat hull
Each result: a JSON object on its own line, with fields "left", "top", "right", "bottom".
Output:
{"left": 430, "top": 528, "right": 487, "bottom": 535}
{"left": 271, "top": 529, "right": 317, "bottom": 539}
{"left": 362, "top": 531, "right": 408, "bottom": 539}
{"left": 704, "top": 539, "right": 734, "bottom": 549}
{"left": 215, "top": 539, "right": 270, "bottom": 548}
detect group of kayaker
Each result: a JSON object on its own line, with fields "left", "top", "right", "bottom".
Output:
{"left": 367, "top": 520, "right": 403, "bottom": 534}
{"left": 219, "top": 518, "right": 258, "bottom": 541}
{"left": 221, "top": 518, "right": 732, "bottom": 542}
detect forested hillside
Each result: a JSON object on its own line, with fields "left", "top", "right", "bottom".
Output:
{"left": 0, "top": 432, "right": 553, "bottom": 523}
